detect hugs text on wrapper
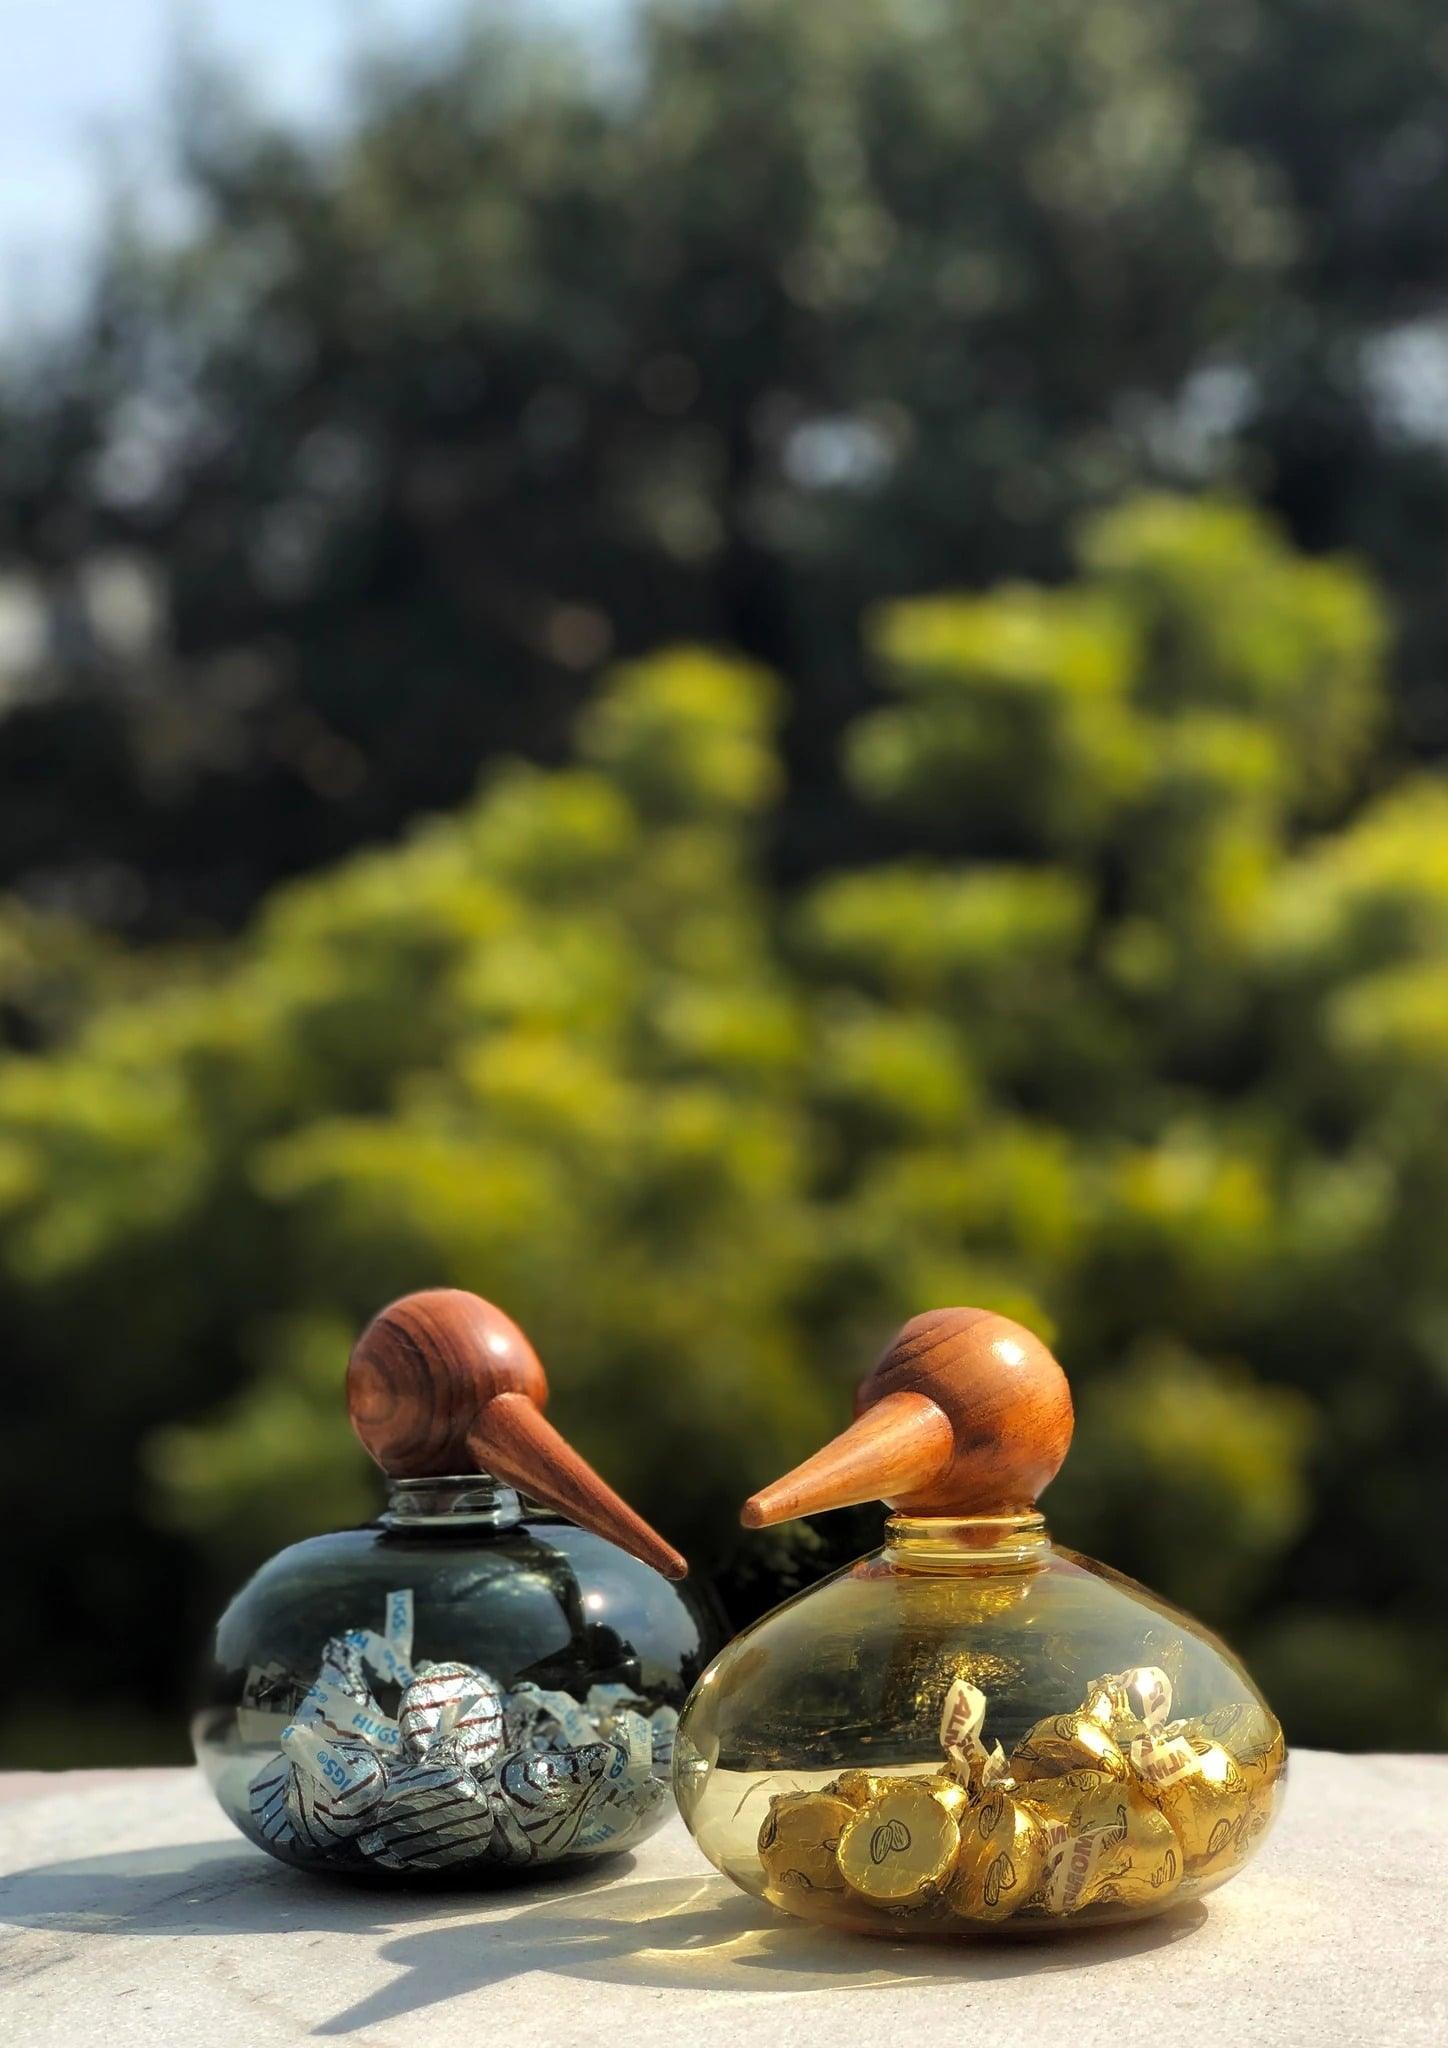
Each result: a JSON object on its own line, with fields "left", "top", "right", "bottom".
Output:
{"left": 245, "top": 1588, "right": 676, "bottom": 1873}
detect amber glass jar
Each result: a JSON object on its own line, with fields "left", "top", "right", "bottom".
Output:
{"left": 674, "top": 1309, "right": 1285, "bottom": 1937}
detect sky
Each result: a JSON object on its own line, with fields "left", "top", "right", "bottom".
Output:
{"left": 0, "top": 0, "right": 620, "bottom": 335}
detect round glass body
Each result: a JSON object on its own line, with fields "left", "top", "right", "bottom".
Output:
{"left": 674, "top": 1514, "right": 1285, "bottom": 1937}
{"left": 195, "top": 1476, "right": 725, "bottom": 1882}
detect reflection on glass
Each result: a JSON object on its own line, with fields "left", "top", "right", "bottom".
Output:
{"left": 675, "top": 1513, "right": 1285, "bottom": 1937}
{"left": 196, "top": 1476, "right": 724, "bottom": 1883}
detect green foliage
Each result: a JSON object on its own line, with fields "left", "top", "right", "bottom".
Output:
{"left": 0, "top": 903, "right": 124, "bottom": 1052}
{"left": 1, "top": 499, "right": 1445, "bottom": 1757}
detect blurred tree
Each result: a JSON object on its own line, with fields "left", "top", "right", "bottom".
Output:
{"left": 2, "top": 0, "right": 1447, "bottom": 932}
{"left": 1, "top": 495, "right": 1443, "bottom": 1761}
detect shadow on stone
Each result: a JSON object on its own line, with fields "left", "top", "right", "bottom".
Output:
{"left": 316, "top": 1875, "right": 1209, "bottom": 2030}
{"left": 0, "top": 1834, "right": 1208, "bottom": 2030}
{"left": 0, "top": 1837, "right": 634, "bottom": 1940}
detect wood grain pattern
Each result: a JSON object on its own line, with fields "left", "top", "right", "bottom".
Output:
{"left": 473, "top": 1393, "right": 686, "bottom": 1581}
{"left": 741, "top": 1306, "right": 1074, "bottom": 1526}
{"left": 348, "top": 1290, "right": 547, "bottom": 1475}
{"left": 347, "top": 1288, "right": 687, "bottom": 1578}
{"left": 740, "top": 1391, "right": 952, "bottom": 1528}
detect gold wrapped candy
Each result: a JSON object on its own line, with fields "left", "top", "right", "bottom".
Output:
{"left": 1198, "top": 1700, "right": 1287, "bottom": 1833}
{"left": 1198, "top": 1699, "right": 1282, "bottom": 1767}
{"left": 945, "top": 1786, "right": 1047, "bottom": 1923}
{"left": 1079, "top": 1664, "right": 1174, "bottom": 1746}
{"left": 1135, "top": 1736, "right": 1247, "bottom": 1877}
{"left": 748, "top": 1663, "right": 1281, "bottom": 1931}
{"left": 923, "top": 1770, "right": 972, "bottom": 1820}
{"left": 1010, "top": 1711, "right": 1130, "bottom": 1786}
{"left": 757, "top": 1791, "right": 854, "bottom": 1896}
{"left": 837, "top": 1780, "right": 960, "bottom": 1906}
{"left": 828, "top": 1768, "right": 890, "bottom": 1809}
{"left": 1023, "top": 1766, "right": 1122, "bottom": 1837}
{"left": 1027, "top": 1772, "right": 1182, "bottom": 1913}
{"left": 1081, "top": 1672, "right": 1283, "bottom": 1888}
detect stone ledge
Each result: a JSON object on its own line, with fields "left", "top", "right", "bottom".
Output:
{"left": 0, "top": 1754, "right": 1442, "bottom": 2048}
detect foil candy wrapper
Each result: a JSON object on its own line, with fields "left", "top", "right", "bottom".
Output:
{"left": 751, "top": 1661, "right": 1282, "bottom": 1927}
{"left": 248, "top": 1755, "right": 299, "bottom": 1850}
{"left": 398, "top": 1663, "right": 505, "bottom": 1770}
{"left": 1084, "top": 1797, "right": 1184, "bottom": 1911}
{"left": 836, "top": 1779, "right": 961, "bottom": 1907}
{"left": 1086, "top": 1669, "right": 1276, "bottom": 1880}
{"left": 829, "top": 1768, "right": 892, "bottom": 1809}
{"left": 502, "top": 1682, "right": 599, "bottom": 1753}
{"left": 1135, "top": 1735, "right": 1247, "bottom": 1875}
{"left": 359, "top": 1746, "right": 498, "bottom": 1871}
{"left": 577, "top": 1710, "right": 669, "bottom": 1850}
{"left": 1196, "top": 1699, "right": 1287, "bottom": 1841}
{"left": 280, "top": 1719, "right": 389, "bottom": 1847}
{"left": 1025, "top": 1771, "right": 1182, "bottom": 1914}
{"left": 758, "top": 1792, "right": 854, "bottom": 1897}
{"left": 487, "top": 1742, "right": 615, "bottom": 1862}
{"left": 297, "top": 1677, "right": 402, "bottom": 1755}
{"left": 1010, "top": 1711, "right": 1131, "bottom": 1787}
{"left": 1079, "top": 1664, "right": 1173, "bottom": 1746}
{"left": 1011, "top": 1668, "right": 1270, "bottom": 1908}
{"left": 945, "top": 1784, "right": 1048, "bottom": 1923}
{"left": 1053, "top": 1667, "right": 1263, "bottom": 1895}
{"left": 242, "top": 1586, "right": 674, "bottom": 1875}
{"left": 1197, "top": 1698, "right": 1283, "bottom": 1770}
{"left": 316, "top": 1636, "right": 371, "bottom": 1699}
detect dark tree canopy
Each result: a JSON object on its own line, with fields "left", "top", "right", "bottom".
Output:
{"left": 2, "top": 0, "right": 1447, "bottom": 936}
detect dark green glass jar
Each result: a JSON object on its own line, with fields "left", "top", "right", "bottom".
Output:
{"left": 195, "top": 1473, "right": 724, "bottom": 1882}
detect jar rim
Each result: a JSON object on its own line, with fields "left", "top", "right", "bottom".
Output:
{"left": 380, "top": 1472, "right": 526, "bottom": 1528}
{"left": 882, "top": 1509, "right": 1050, "bottom": 1572}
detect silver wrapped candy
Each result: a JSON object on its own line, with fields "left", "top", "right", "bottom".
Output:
{"left": 446, "top": 1678, "right": 506, "bottom": 1772}
{"left": 296, "top": 1677, "right": 402, "bottom": 1756}
{"left": 247, "top": 1755, "right": 299, "bottom": 1850}
{"left": 280, "top": 1721, "right": 388, "bottom": 1847}
{"left": 573, "top": 1711, "right": 663, "bottom": 1849}
{"left": 501, "top": 1682, "right": 547, "bottom": 1750}
{"left": 398, "top": 1661, "right": 503, "bottom": 1768}
{"left": 486, "top": 1741, "right": 614, "bottom": 1862}
{"left": 357, "top": 1746, "right": 497, "bottom": 1871}
{"left": 506, "top": 1684, "right": 598, "bottom": 1752}
{"left": 317, "top": 1635, "right": 371, "bottom": 1698}
{"left": 242, "top": 1586, "right": 674, "bottom": 1877}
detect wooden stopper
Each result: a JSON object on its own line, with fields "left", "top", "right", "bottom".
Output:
{"left": 741, "top": 1307, "right": 1073, "bottom": 1526}
{"left": 348, "top": 1288, "right": 687, "bottom": 1580}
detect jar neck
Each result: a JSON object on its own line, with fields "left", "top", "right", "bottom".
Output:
{"left": 882, "top": 1509, "right": 1050, "bottom": 1573}
{"left": 381, "top": 1473, "right": 526, "bottom": 1530}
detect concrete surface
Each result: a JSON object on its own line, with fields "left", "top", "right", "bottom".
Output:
{"left": 0, "top": 1755, "right": 1443, "bottom": 2048}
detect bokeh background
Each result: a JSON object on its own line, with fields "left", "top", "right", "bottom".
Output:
{"left": 3, "top": 0, "right": 1446, "bottom": 1768}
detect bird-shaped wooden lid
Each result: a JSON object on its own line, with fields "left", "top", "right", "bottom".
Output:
{"left": 741, "top": 1307, "right": 1073, "bottom": 1526}
{"left": 347, "top": 1288, "right": 687, "bottom": 1580}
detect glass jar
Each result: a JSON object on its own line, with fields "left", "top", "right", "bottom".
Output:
{"left": 196, "top": 1473, "right": 723, "bottom": 1880}
{"left": 673, "top": 1308, "right": 1286, "bottom": 1937}
{"left": 193, "top": 1288, "right": 723, "bottom": 1883}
